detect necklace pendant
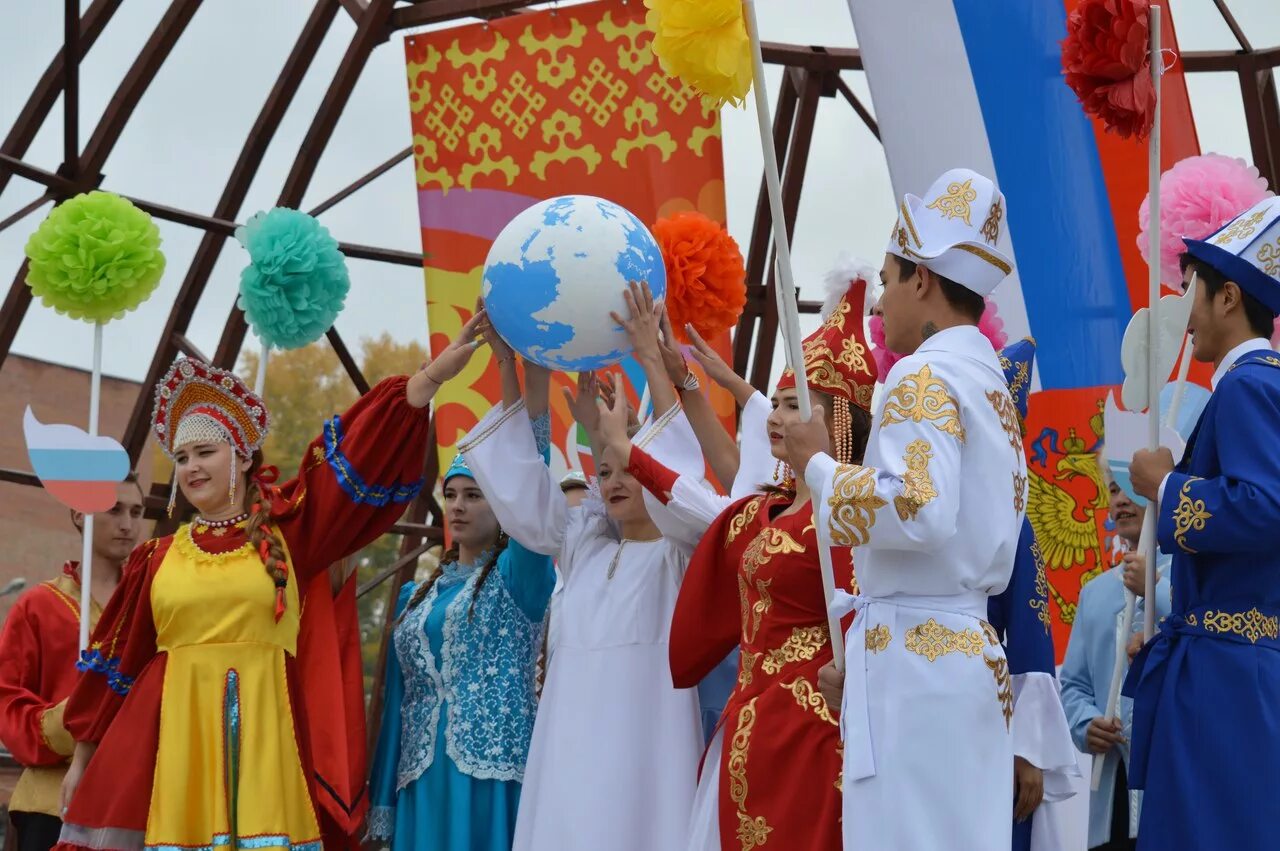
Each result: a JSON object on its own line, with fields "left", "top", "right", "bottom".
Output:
{"left": 607, "top": 541, "right": 626, "bottom": 580}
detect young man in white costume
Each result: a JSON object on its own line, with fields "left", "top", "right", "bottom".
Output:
{"left": 785, "top": 167, "right": 1026, "bottom": 851}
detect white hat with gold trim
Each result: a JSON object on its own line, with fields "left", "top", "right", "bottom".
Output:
{"left": 886, "top": 168, "right": 1014, "bottom": 297}
{"left": 1183, "top": 195, "right": 1280, "bottom": 315}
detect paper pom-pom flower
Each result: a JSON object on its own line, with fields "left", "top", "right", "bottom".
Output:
{"left": 870, "top": 299, "right": 1006, "bottom": 383}
{"left": 23, "top": 191, "right": 165, "bottom": 323}
{"left": 1061, "top": 0, "right": 1156, "bottom": 140}
{"left": 644, "top": 0, "right": 752, "bottom": 108}
{"left": 653, "top": 211, "right": 746, "bottom": 343}
{"left": 1138, "top": 154, "right": 1273, "bottom": 284}
{"left": 236, "top": 208, "right": 350, "bottom": 350}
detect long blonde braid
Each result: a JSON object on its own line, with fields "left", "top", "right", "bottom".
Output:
{"left": 242, "top": 452, "right": 290, "bottom": 620}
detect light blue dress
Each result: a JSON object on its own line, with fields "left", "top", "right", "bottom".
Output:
{"left": 1059, "top": 559, "right": 1170, "bottom": 849}
{"left": 369, "top": 414, "right": 556, "bottom": 851}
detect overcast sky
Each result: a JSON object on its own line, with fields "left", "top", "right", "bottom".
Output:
{"left": 1, "top": 0, "right": 1276, "bottom": 389}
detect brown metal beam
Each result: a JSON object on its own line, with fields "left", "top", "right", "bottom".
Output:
{"left": 171, "top": 331, "right": 209, "bottom": 362}
{"left": 326, "top": 327, "right": 372, "bottom": 395}
{"left": 64, "top": 0, "right": 81, "bottom": 172}
{"left": 388, "top": 0, "right": 535, "bottom": 30}
{"left": 834, "top": 75, "right": 880, "bottom": 141}
{"left": 213, "top": 0, "right": 398, "bottom": 372}
{"left": 0, "top": 194, "right": 52, "bottom": 234}
{"left": 0, "top": 0, "right": 120, "bottom": 199}
{"left": 760, "top": 42, "right": 862, "bottom": 72}
{"left": 120, "top": 0, "right": 343, "bottom": 461}
{"left": 356, "top": 539, "right": 436, "bottom": 598}
{"left": 1182, "top": 47, "right": 1280, "bottom": 73}
{"left": 1240, "top": 66, "right": 1280, "bottom": 195}
{"left": 307, "top": 145, "right": 413, "bottom": 217}
{"left": 1212, "top": 0, "right": 1252, "bottom": 53}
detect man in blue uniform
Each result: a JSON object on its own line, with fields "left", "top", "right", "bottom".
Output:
{"left": 1127, "top": 196, "right": 1280, "bottom": 850}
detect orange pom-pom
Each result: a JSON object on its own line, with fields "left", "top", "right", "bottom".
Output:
{"left": 652, "top": 212, "right": 746, "bottom": 344}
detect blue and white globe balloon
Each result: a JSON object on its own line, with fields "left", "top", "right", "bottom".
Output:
{"left": 482, "top": 195, "right": 666, "bottom": 371}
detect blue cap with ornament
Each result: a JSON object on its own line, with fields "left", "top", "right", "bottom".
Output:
{"left": 1183, "top": 196, "right": 1280, "bottom": 315}
{"left": 443, "top": 453, "right": 474, "bottom": 485}
{"left": 998, "top": 338, "right": 1036, "bottom": 424}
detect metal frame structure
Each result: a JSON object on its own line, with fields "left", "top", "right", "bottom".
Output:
{"left": 0, "top": 0, "right": 1276, "bottom": 817}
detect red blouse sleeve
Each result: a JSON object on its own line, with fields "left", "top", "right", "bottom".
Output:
{"left": 272, "top": 376, "right": 431, "bottom": 582}
{"left": 669, "top": 496, "right": 753, "bottom": 688}
{"left": 64, "top": 540, "right": 163, "bottom": 744}
{"left": 626, "top": 445, "right": 680, "bottom": 505}
{"left": 0, "top": 593, "right": 65, "bottom": 766}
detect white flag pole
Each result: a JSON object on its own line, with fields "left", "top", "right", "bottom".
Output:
{"left": 79, "top": 322, "right": 104, "bottom": 651}
{"left": 1143, "top": 5, "right": 1163, "bottom": 643}
{"left": 254, "top": 342, "right": 271, "bottom": 398}
{"left": 741, "top": 0, "right": 845, "bottom": 668}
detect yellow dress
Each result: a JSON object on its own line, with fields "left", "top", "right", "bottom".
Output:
{"left": 145, "top": 524, "right": 321, "bottom": 849}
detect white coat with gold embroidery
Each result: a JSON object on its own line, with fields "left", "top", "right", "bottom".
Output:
{"left": 804, "top": 324, "right": 1027, "bottom": 851}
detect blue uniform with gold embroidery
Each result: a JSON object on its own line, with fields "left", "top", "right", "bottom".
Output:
{"left": 1124, "top": 347, "right": 1280, "bottom": 850}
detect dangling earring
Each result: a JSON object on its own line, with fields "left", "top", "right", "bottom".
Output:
{"left": 229, "top": 452, "right": 237, "bottom": 507}
{"left": 167, "top": 475, "right": 178, "bottom": 519}
{"left": 774, "top": 458, "right": 783, "bottom": 481}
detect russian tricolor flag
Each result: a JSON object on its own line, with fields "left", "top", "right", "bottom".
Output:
{"left": 24, "top": 407, "right": 131, "bottom": 514}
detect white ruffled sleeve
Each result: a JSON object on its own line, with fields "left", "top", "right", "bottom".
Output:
{"left": 1011, "top": 671, "right": 1082, "bottom": 803}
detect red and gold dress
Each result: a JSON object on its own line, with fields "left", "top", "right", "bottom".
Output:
{"left": 56, "top": 377, "right": 429, "bottom": 851}
{"left": 0, "top": 563, "right": 100, "bottom": 819}
{"left": 671, "top": 490, "right": 852, "bottom": 851}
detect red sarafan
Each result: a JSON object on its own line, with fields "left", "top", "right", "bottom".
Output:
{"left": 1061, "top": 0, "right": 1156, "bottom": 140}
{"left": 652, "top": 211, "right": 746, "bottom": 344}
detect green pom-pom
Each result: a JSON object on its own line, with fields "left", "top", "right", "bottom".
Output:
{"left": 23, "top": 191, "right": 165, "bottom": 323}
{"left": 235, "top": 208, "right": 350, "bottom": 350}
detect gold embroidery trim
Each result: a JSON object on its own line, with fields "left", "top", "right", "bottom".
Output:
{"left": 1256, "top": 239, "right": 1280, "bottom": 276}
{"left": 1201, "top": 608, "right": 1279, "bottom": 643}
{"left": 1214, "top": 209, "right": 1267, "bottom": 245}
{"left": 980, "top": 196, "right": 1003, "bottom": 244}
{"left": 985, "top": 654, "right": 1014, "bottom": 731}
{"left": 881, "top": 365, "right": 966, "bottom": 443}
{"left": 926, "top": 178, "right": 978, "bottom": 225}
{"left": 738, "top": 650, "right": 760, "bottom": 687}
{"left": 762, "top": 625, "right": 829, "bottom": 675}
{"left": 455, "top": 398, "right": 526, "bottom": 452}
{"left": 781, "top": 677, "right": 837, "bottom": 727}
{"left": 727, "top": 497, "right": 763, "bottom": 545}
{"left": 1029, "top": 537, "right": 1051, "bottom": 634}
{"left": 865, "top": 623, "right": 891, "bottom": 653}
{"left": 728, "top": 697, "right": 772, "bottom": 850}
{"left": 1172, "top": 478, "right": 1211, "bottom": 554}
{"left": 953, "top": 242, "right": 1013, "bottom": 274}
{"left": 827, "top": 464, "right": 886, "bottom": 547}
{"left": 904, "top": 618, "right": 986, "bottom": 662}
{"left": 174, "top": 523, "right": 256, "bottom": 567}
{"left": 738, "top": 528, "right": 798, "bottom": 643}
{"left": 987, "top": 388, "right": 1022, "bottom": 454}
{"left": 1013, "top": 471, "right": 1027, "bottom": 515}
{"left": 900, "top": 201, "right": 922, "bottom": 247}
{"left": 894, "top": 439, "right": 937, "bottom": 521}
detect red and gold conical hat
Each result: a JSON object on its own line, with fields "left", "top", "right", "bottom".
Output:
{"left": 152, "top": 358, "right": 270, "bottom": 459}
{"left": 776, "top": 271, "right": 877, "bottom": 412}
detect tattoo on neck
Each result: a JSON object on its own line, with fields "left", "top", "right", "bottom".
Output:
{"left": 921, "top": 321, "right": 940, "bottom": 340}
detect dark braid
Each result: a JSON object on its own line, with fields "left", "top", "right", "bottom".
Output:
{"left": 242, "top": 453, "right": 289, "bottom": 596}
{"left": 399, "top": 533, "right": 509, "bottom": 624}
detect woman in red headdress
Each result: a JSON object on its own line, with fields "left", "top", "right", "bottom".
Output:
{"left": 599, "top": 267, "right": 879, "bottom": 851}
{"left": 53, "top": 318, "right": 487, "bottom": 851}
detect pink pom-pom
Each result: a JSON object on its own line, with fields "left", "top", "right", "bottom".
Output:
{"left": 1138, "top": 154, "right": 1273, "bottom": 285}
{"left": 978, "top": 299, "right": 1008, "bottom": 351}
{"left": 871, "top": 299, "right": 1008, "bottom": 383}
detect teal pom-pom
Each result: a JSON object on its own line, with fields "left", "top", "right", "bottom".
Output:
{"left": 235, "top": 208, "right": 350, "bottom": 350}
{"left": 23, "top": 191, "right": 165, "bottom": 323}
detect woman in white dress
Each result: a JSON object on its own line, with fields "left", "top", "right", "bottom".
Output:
{"left": 460, "top": 283, "right": 703, "bottom": 851}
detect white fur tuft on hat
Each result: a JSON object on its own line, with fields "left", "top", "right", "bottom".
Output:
{"left": 886, "top": 168, "right": 1014, "bottom": 297}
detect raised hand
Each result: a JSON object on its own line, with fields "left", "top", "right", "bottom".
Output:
{"left": 610, "top": 280, "right": 663, "bottom": 365}
{"left": 598, "top": 373, "right": 639, "bottom": 433}
{"left": 686, "top": 323, "right": 755, "bottom": 406}
{"left": 562, "top": 371, "right": 602, "bottom": 434}
{"left": 474, "top": 297, "right": 514, "bottom": 366}
{"left": 406, "top": 310, "right": 487, "bottom": 408}
{"left": 657, "top": 307, "right": 691, "bottom": 386}
{"left": 596, "top": 373, "right": 633, "bottom": 469}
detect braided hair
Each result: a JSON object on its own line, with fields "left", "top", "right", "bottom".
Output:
{"left": 241, "top": 452, "right": 290, "bottom": 611}
{"left": 399, "top": 532, "right": 509, "bottom": 624}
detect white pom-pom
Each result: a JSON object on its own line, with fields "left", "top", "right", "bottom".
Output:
{"left": 821, "top": 252, "right": 879, "bottom": 319}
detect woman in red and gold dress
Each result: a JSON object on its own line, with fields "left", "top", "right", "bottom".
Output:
{"left": 54, "top": 318, "right": 485, "bottom": 851}
{"left": 604, "top": 269, "right": 878, "bottom": 851}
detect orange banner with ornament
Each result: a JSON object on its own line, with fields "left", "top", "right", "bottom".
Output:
{"left": 404, "top": 0, "right": 731, "bottom": 479}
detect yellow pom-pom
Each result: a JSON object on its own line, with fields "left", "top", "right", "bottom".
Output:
{"left": 645, "top": 0, "right": 753, "bottom": 108}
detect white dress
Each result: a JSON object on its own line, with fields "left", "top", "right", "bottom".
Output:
{"left": 461, "top": 400, "right": 703, "bottom": 851}
{"left": 806, "top": 325, "right": 1026, "bottom": 851}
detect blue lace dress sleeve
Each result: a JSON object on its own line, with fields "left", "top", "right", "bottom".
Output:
{"left": 367, "top": 582, "right": 415, "bottom": 841}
